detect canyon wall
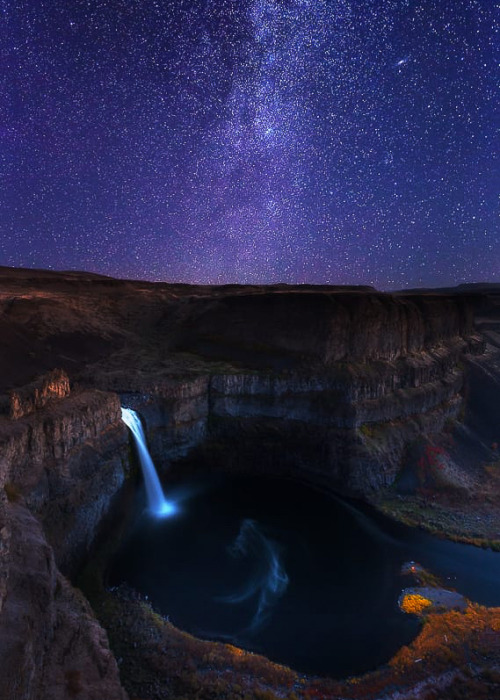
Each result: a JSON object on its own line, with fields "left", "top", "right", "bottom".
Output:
{"left": 0, "top": 269, "right": 495, "bottom": 700}
{"left": 0, "top": 385, "right": 130, "bottom": 700}
{"left": 123, "top": 355, "right": 480, "bottom": 497}
{"left": 119, "top": 291, "right": 482, "bottom": 495}
{"left": 167, "top": 291, "right": 477, "bottom": 368}
{"left": 0, "top": 368, "right": 70, "bottom": 420}
{"left": 0, "top": 495, "right": 127, "bottom": 700}
{"left": 119, "top": 376, "right": 210, "bottom": 464}
{"left": 0, "top": 388, "right": 129, "bottom": 573}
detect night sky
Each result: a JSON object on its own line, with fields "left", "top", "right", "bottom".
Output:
{"left": 1, "top": 0, "right": 498, "bottom": 288}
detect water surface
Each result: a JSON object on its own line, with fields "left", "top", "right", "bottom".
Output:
{"left": 109, "top": 475, "right": 500, "bottom": 677}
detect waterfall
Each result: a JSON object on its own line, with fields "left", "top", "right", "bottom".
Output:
{"left": 121, "top": 407, "right": 176, "bottom": 518}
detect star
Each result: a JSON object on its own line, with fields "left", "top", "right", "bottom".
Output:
{"left": 0, "top": 0, "right": 497, "bottom": 288}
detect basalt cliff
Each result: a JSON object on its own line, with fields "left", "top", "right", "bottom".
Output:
{"left": 1, "top": 267, "right": 499, "bottom": 700}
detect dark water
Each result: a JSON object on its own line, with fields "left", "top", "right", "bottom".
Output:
{"left": 109, "top": 475, "right": 500, "bottom": 678}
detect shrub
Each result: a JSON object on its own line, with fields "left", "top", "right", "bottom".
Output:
{"left": 4, "top": 482, "right": 21, "bottom": 503}
{"left": 400, "top": 593, "right": 433, "bottom": 615}
{"left": 65, "top": 669, "right": 83, "bottom": 697}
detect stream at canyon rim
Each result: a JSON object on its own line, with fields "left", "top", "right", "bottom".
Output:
{"left": 108, "top": 473, "right": 500, "bottom": 678}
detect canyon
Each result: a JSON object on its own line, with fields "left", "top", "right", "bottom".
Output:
{"left": 0, "top": 266, "right": 499, "bottom": 699}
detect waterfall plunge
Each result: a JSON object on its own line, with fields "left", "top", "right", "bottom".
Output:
{"left": 121, "top": 407, "right": 176, "bottom": 518}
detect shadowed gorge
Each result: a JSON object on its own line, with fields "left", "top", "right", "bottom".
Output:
{"left": 2, "top": 0, "right": 497, "bottom": 696}
{"left": 108, "top": 474, "right": 500, "bottom": 679}
{"left": 1, "top": 268, "right": 500, "bottom": 699}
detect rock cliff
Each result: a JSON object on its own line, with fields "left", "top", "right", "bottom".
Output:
{"left": 0, "top": 269, "right": 484, "bottom": 500}
{"left": 0, "top": 495, "right": 127, "bottom": 700}
{"left": 0, "top": 368, "right": 70, "bottom": 420}
{"left": 167, "top": 290, "right": 476, "bottom": 366}
{"left": 0, "top": 372, "right": 130, "bottom": 699}
{"left": 0, "top": 267, "right": 499, "bottom": 700}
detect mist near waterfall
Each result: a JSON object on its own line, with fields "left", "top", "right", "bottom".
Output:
{"left": 218, "top": 519, "right": 289, "bottom": 635}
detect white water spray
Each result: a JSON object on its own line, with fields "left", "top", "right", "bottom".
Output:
{"left": 220, "top": 519, "right": 288, "bottom": 633}
{"left": 121, "top": 407, "right": 176, "bottom": 518}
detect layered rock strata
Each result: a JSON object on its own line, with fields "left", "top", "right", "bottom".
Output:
{"left": 0, "top": 267, "right": 498, "bottom": 700}
{"left": 0, "top": 386, "right": 130, "bottom": 700}
{"left": 0, "top": 368, "right": 70, "bottom": 420}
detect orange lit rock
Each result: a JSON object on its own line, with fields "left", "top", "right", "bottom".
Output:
{"left": 7, "top": 369, "right": 70, "bottom": 420}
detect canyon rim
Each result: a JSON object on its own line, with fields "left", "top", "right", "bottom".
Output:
{"left": 0, "top": 267, "right": 499, "bottom": 699}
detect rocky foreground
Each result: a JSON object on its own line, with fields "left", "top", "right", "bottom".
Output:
{"left": 0, "top": 267, "right": 499, "bottom": 699}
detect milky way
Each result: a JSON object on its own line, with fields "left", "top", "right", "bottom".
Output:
{"left": 1, "top": 0, "right": 497, "bottom": 287}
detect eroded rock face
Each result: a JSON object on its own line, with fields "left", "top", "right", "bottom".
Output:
{"left": 168, "top": 291, "right": 476, "bottom": 367}
{"left": 124, "top": 341, "right": 469, "bottom": 497}
{"left": 4, "top": 368, "right": 71, "bottom": 420}
{"left": 0, "top": 390, "right": 129, "bottom": 573}
{"left": 0, "top": 496, "right": 127, "bottom": 700}
{"left": 0, "top": 268, "right": 498, "bottom": 700}
{"left": 120, "top": 376, "right": 210, "bottom": 464}
{"left": 0, "top": 385, "right": 130, "bottom": 700}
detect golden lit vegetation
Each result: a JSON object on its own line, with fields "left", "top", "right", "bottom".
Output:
{"left": 400, "top": 592, "right": 433, "bottom": 615}
{"left": 89, "top": 582, "right": 500, "bottom": 700}
{"left": 81, "top": 523, "right": 500, "bottom": 700}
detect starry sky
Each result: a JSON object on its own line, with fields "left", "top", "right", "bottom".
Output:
{"left": 1, "top": 0, "right": 498, "bottom": 288}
